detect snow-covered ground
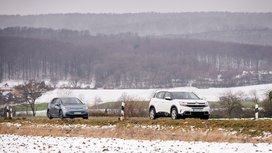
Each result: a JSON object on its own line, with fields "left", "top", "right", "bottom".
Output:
{"left": 35, "top": 84, "right": 272, "bottom": 105}
{"left": 0, "top": 134, "right": 271, "bottom": 153}
{"left": 1, "top": 80, "right": 271, "bottom": 105}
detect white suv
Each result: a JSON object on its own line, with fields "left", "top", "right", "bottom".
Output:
{"left": 149, "top": 90, "right": 210, "bottom": 120}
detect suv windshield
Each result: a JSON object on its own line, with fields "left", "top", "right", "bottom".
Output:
{"left": 171, "top": 92, "right": 200, "bottom": 100}
{"left": 61, "top": 98, "right": 83, "bottom": 105}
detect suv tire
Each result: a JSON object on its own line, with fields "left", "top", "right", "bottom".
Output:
{"left": 200, "top": 115, "right": 209, "bottom": 120}
{"left": 171, "top": 107, "right": 179, "bottom": 120}
{"left": 149, "top": 107, "right": 157, "bottom": 120}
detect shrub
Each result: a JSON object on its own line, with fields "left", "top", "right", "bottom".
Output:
{"left": 119, "top": 93, "right": 149, "bottom": 117}
{"left": 219, "top": 91, "right": 243, "bottom": 118}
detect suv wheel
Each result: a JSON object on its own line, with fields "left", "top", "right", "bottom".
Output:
{"left": 149, "top": 107, "right": 156, "bottom": 120}
{"left": 200, "top": 115, "right": 209, "bottom": 120}
{"left": 171, "top": 107, "right": 178, "bottom": 120}
{"left": 83, "top": 115, "right": 89, "bottom": 119}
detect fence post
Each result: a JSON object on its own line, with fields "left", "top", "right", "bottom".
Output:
{"left": 255, "top": 104, "right": 259, "bottom": 120}
{"left": 10, "top": 107, "right": 13, "bottom": 119}
{"left": 5, "top": 106, "right": 12, "bottom": 119}
{"left": 120, "top": 101, "right": 125, "bottom": 121}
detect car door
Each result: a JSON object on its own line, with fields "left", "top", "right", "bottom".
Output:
{"left": 155, "top": 91, "right": 165, "bottom": 113}
{"left": 54, "top": 99, "right": 61, "bottom": 116}
{"left": 162, "top": 92, "right": 172, "bottom": 113}
{"left": 49, "top": 99, "right": 56, "bottom": 116}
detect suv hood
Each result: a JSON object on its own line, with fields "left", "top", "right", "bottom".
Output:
{"left": 172, "top": 99, "right": 208, "bottom": 106}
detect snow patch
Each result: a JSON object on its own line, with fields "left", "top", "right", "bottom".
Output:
{"left": 0, "top": 134, "right": 271, "bottom": 153}
{"left": 36, "top": 84, "right": 272, "bottom": 105}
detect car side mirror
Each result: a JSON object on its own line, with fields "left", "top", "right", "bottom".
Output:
{"left": 165, "top": 96, "right": 172, "bottom": 100}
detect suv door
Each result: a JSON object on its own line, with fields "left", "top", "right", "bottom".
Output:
{"left": 154, "top": 91, "right": 165, "bottom": 113}
{"left": 162, "top": 92, "right": 173, "bottom": 113}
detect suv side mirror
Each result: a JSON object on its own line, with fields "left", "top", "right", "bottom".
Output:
{"left": 165, "top": 96, "right": 172, "bottom": 100}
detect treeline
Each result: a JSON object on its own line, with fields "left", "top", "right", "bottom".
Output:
{"left": 1, "top": 13, "right": 272, "bottom": 36}
{"left": 1, "top": 27, "right": 272, "bottom": 88}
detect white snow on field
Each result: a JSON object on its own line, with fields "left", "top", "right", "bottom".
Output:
{"left": 1, "top": 80, "right": 271, "bottom": 104}
{"left": 36, "top": 89, "right": 156, "bottom": 105}
{"left": 36, "top": 84, "right": 272, "bottom": 105}
{"left": 0, "top": 134, "right": 271, "bottom": 153}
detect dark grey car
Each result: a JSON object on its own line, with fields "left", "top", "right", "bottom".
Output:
{"left": 47, "top": 97, "right": 89, "bottom": 119}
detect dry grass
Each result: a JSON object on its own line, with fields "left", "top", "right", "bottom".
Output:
{"left": 1, "top": 117, "right": 272, "bottom": 143}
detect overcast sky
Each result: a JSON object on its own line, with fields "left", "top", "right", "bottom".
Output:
{"left": 0, "top": 0, "right": 272, "bottom": 15}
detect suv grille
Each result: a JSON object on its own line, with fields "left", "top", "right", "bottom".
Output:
{"left": 186, "top": 104, "right": 206, "bottom": 108}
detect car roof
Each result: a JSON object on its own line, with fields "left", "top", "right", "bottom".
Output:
{"left": 155, "top": 88, "right": 195, "bottom": 93}
{"left": 54, "top": 97, "right": 78, "bottom": 99}
{"left": 51, "top": 97, "right": 78, "bottom": 102}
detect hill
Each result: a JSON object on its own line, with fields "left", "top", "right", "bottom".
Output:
{"left": 1, "top": 12, "right": 272, "bottom": 37}
{"left": 1, "top": 27, "right": 272, "bottom": 88}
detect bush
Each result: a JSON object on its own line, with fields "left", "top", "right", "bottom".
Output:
{"left": 218, "top": 91, "right": 243, "bottom": 118}
{"left": 119, "top": 93, "right": 149, "bottom": 117}
{"left": 261, "top": 99, "right": 272, "bottom": 117}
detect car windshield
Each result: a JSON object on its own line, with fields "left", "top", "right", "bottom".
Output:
{"left": 61, "top": 98, "right": 83, "bottom": 105}
{"left": 171, "top": 92, "right": 200, "bottom": 100}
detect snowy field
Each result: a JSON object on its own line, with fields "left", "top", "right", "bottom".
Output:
{"left": 1, "top": 134, "right": 272, "bottom": 153}
{"left": 35, "top": 84, "right": 272, "bottom": 105}
{"left": 1, "top": 80, "right": 271, "bottom": 104}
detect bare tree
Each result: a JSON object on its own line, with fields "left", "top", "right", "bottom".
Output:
{"left": 219, "top": 91, "right": 243, "bottom": 118}
{"left": 118, "top": 93, "right": 148, "bottom": 117}
{"left": 94, "top": 96, "right": 102, "bottom": 110}
{"left": 250, "top": 90, "right": 259, "bottom": 104}
{"left": 261, "top": 90, "right": 272, "bottom": 117}
{"left": 14, "top": 80, "right": 52, "bottom": 116}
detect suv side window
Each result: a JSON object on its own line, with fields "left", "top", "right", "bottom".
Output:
{"left": 164, "top": 92, "right": 172, "bottom": 99}
{"left": 156, "top": 91, "right": 165, "bottom": 99}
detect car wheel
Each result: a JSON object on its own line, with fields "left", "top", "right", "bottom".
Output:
{"left": 83, "top": 116, "right": 88, "bottom": 119}
{"left": 200, "top": 115, "right": 209, "bottom": 120}
{"left": 59, "top": 110, "right": 64, "bottom": 119}
{"left": 171, "top": 107, "right": 178, "bottom": 120}
{"left": 149, "top": 107, "right": 157, "bottom": 120}
{"left": 47, "top": 110, "right": 53, "bottom": 119}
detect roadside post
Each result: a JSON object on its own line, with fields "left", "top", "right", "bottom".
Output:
{"left": 255, "top": 104, "right": 259, "bottom": 120}
{"left": 10, "top": 107, "right": 13, "bottom": 118}
{"left": 5, "top": 106, "right": 13, "bottom": 119}
{"left": 120, "top": 101, "right": 125, "bottom": 121}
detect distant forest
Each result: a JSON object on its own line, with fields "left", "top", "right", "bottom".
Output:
{"left": 0, "top": 13, "right": 272, "bottom": 88}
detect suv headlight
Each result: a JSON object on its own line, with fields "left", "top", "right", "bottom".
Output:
{"left": 179, "top": 102, "right": 187, "bottom": 106}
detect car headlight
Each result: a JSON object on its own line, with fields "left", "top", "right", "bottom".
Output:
{"left": 179, "top": 102, "right": 187, "bottom": 106}
{"left": 62, "top": 106, "right": 70, "bottom": 111}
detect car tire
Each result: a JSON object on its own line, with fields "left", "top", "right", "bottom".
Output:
{"left": 200, "top": 115, "right": 209, "bottom": 120}
{"left": 59, "top": 110, "right": 64, "bottom": 119}
{"left": 47, "top": 110, "right": 53, "bottom": 119}
{"left": 149, "top": 107, "right": 157, "bottom": 120}
{"left": 171, "top": 107, "right": 179, "bottom": 120}
{"left": 83, "top": 116, "right": 88, "bottom": 119}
